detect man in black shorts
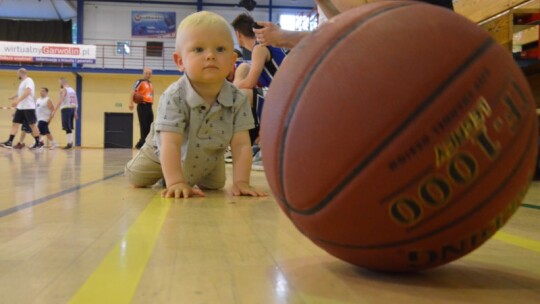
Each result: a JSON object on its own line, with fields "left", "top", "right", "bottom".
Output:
{"left": 1, "top": 68, "right": 42, "bottom": 149}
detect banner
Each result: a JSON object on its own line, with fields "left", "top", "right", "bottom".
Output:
{"left": 0, "top": 41, "right": 96, "bottom": 64}
{"left": 132, "top": 11, "right": 176, "bottom": 38}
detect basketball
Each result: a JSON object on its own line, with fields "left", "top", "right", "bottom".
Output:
{"left": 261, "top": 1, "right": 538, "bottom": 272}
{"left": 133, "top": 91, "right": 144, "bottom": 104}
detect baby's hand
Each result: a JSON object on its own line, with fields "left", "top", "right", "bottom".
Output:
{"left": 231, "top": 182, "right": 267, "bottom": 197}
{"left": 162, "top": 182, "right": 205, "bottom": 198}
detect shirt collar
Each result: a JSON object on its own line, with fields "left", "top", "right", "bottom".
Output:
{"left": 182, "top": 76, "right": 234, "bottom": 108}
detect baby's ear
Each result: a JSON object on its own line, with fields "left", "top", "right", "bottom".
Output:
{"left": 173, "top": 52, "right": 185, "bottom": 72}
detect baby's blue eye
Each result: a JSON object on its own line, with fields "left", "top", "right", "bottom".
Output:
{"left": 194, "top": 47, "right": 204, "bottom": 53}
{"left": 216, "top": 47, "right": 226, "bottom": 52}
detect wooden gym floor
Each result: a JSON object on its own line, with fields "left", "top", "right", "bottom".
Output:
{"left": 0, "top": 148, "right": 538, "bottom": 304}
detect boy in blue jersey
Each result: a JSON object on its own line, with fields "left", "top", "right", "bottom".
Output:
{"left": 231, "top": 13, "right": 287, "bottom": 170}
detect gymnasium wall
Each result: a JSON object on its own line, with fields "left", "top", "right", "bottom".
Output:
{"left": 79, "top": 72, "right": 178, "bottom": 148}
{"left": 77, "top": 2, "right": 308, "bottom": 147}
{"left": 0, "top": 2, "right": 314, "bottom": 148}
{"left": 83, "top": 1, "right": 312, "bottom": 67}
{"left": 0, "top": 70, "right": 178, "bottom": 147}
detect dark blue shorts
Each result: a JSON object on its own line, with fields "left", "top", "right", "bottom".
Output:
{"left": 21, "top": 120, "right": 32, "bottom": 133}
{"left": 38, "top": 120, "right": 50, "bottom": 135}
{"left": 61, "top": 108, "right": 75, "bottom": 131}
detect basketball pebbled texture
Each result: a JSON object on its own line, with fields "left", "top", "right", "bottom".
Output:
{"left": 261, "top": 1, "right": 538, "bottom": 272}
{"left": 133, "top": 92, "right": 144, "bottom": 104}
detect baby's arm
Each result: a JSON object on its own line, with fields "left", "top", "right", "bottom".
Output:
{"left": 230, "top": 131, "right": 267, "bottom": 197}
{"left": 160, "top": 131, "right": 204, "bottom": 198}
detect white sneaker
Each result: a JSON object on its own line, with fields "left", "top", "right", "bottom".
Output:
{"left": 252, "top": 144, "right": 260, "bottom": 156}
{"left": 49, "top": 142, "right": 57, "bottom": 150}
{"left": 252, "top": 151, "right": 264, "bottom": 171}
{"left": 224, "top": 147, "right": 233, "bottom": 163}
{"left": 152, "top": 178, "right": 166, "bottom": 189}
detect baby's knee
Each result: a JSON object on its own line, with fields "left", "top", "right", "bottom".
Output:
{"left": 125, "top": 166, "right": 148, "bottom": 188}
{"left": 124, "top": 164, "right": 161, "bottom": 188}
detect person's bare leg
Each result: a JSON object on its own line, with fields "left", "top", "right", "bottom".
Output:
{"left": 29, "top": 124, "right": 40, "bottom": 138}
{"left": 19, "top": 132, "right": 26, "bottom": 143}
{"left": 10, "top": 123, "right": 21, "bottom": 136}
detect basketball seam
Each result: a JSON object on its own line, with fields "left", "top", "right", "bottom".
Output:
{"left": 279, "top": 34, "right": 495, "bottom": 215}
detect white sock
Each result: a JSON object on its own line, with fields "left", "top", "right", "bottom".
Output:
{"left": 67, "top": 133, "right": 73, "bottom": 144}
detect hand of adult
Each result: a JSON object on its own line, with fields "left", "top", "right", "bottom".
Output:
{"left": 253, "top": 21, "right": 283, "bottom": 47}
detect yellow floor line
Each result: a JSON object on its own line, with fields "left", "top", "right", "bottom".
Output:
{"left": 494, "top": 231, "right": 540, "bottom": 254}
{"left": 69, "top": 195, "right": 170, "bottom": 304}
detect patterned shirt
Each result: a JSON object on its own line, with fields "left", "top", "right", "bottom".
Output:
{"left": 151, "top": 76, "right": 254, "bottom": 185}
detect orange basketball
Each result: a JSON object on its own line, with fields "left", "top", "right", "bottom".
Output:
{"left": 133, "top": 92, "right": 144, "bottom": 104}
{"left": 261, "top": 1, "right": 538, "bottom": 272}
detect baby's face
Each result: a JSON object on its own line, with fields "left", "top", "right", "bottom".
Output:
{"left": 175, "top": 25, "right": 235, "bottom": 84}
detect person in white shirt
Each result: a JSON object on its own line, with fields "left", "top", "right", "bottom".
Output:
{"left": 0, "top": 68, "right": 43, "bottom": 149}
{"left": 51, "top": 77, "right": 78, "bottom": 149}
{"left": 35, "top": 87, "right": 57, "bottom": 149}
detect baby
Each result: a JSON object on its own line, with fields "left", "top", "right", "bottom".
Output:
{"left": 125, "top": 11, "right": 266, "bottom": 198}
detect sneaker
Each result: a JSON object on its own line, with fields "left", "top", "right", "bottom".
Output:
{"left": 224, "top": 147, "right": 233, "bottom": 163}
{"left": 252, "top": 144, "right": 260, "bottom": 156}
{"left": 252, "top": 160, "right": 264, "bottom": 171}
{"left": 252, "top": 151, "right": 264, "bottom": 171}
{"left": 49, "top": 142, "right": 57, "bottom": 150}
{"left": 13, "top": 142, "right": 25, "bottom": 149}
{"left": 29, "top": 142, "right": 44, "bottom": 150}
{"left": 63, "top": 143, "right": 73, "bottom": 150}
{"left": 152, "top": 178, "right": 167, "bottom": 189}
{"left": 0, "top": 141, "right": 13, "bottom": 149}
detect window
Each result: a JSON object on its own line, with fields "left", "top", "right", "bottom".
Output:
{"left": 72, "top": 22, "right": 77, "bottom": 44}
{"left": 279, "top": 13, "right": 318, "bottom": 31}
{"left": 146, "top": 41, "right": 163, "bottom": 57}
{"left": 116, "top": 41, "right": 131, "bottom": 56}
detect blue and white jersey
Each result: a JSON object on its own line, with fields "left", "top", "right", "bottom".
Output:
{"left": 257, "top": 44, "right": 287, "bottom": 88}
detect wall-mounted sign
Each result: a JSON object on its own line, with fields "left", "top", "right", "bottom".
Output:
{"left": 0, "top": 41, "right": 96, "bottom": 63}
{"left": 132, "top": 11, "right": 176, "bottom": 38}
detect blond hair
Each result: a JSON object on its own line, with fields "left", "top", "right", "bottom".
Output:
{"left": 175, "top": 11, "right": 233, "bottom": 51}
